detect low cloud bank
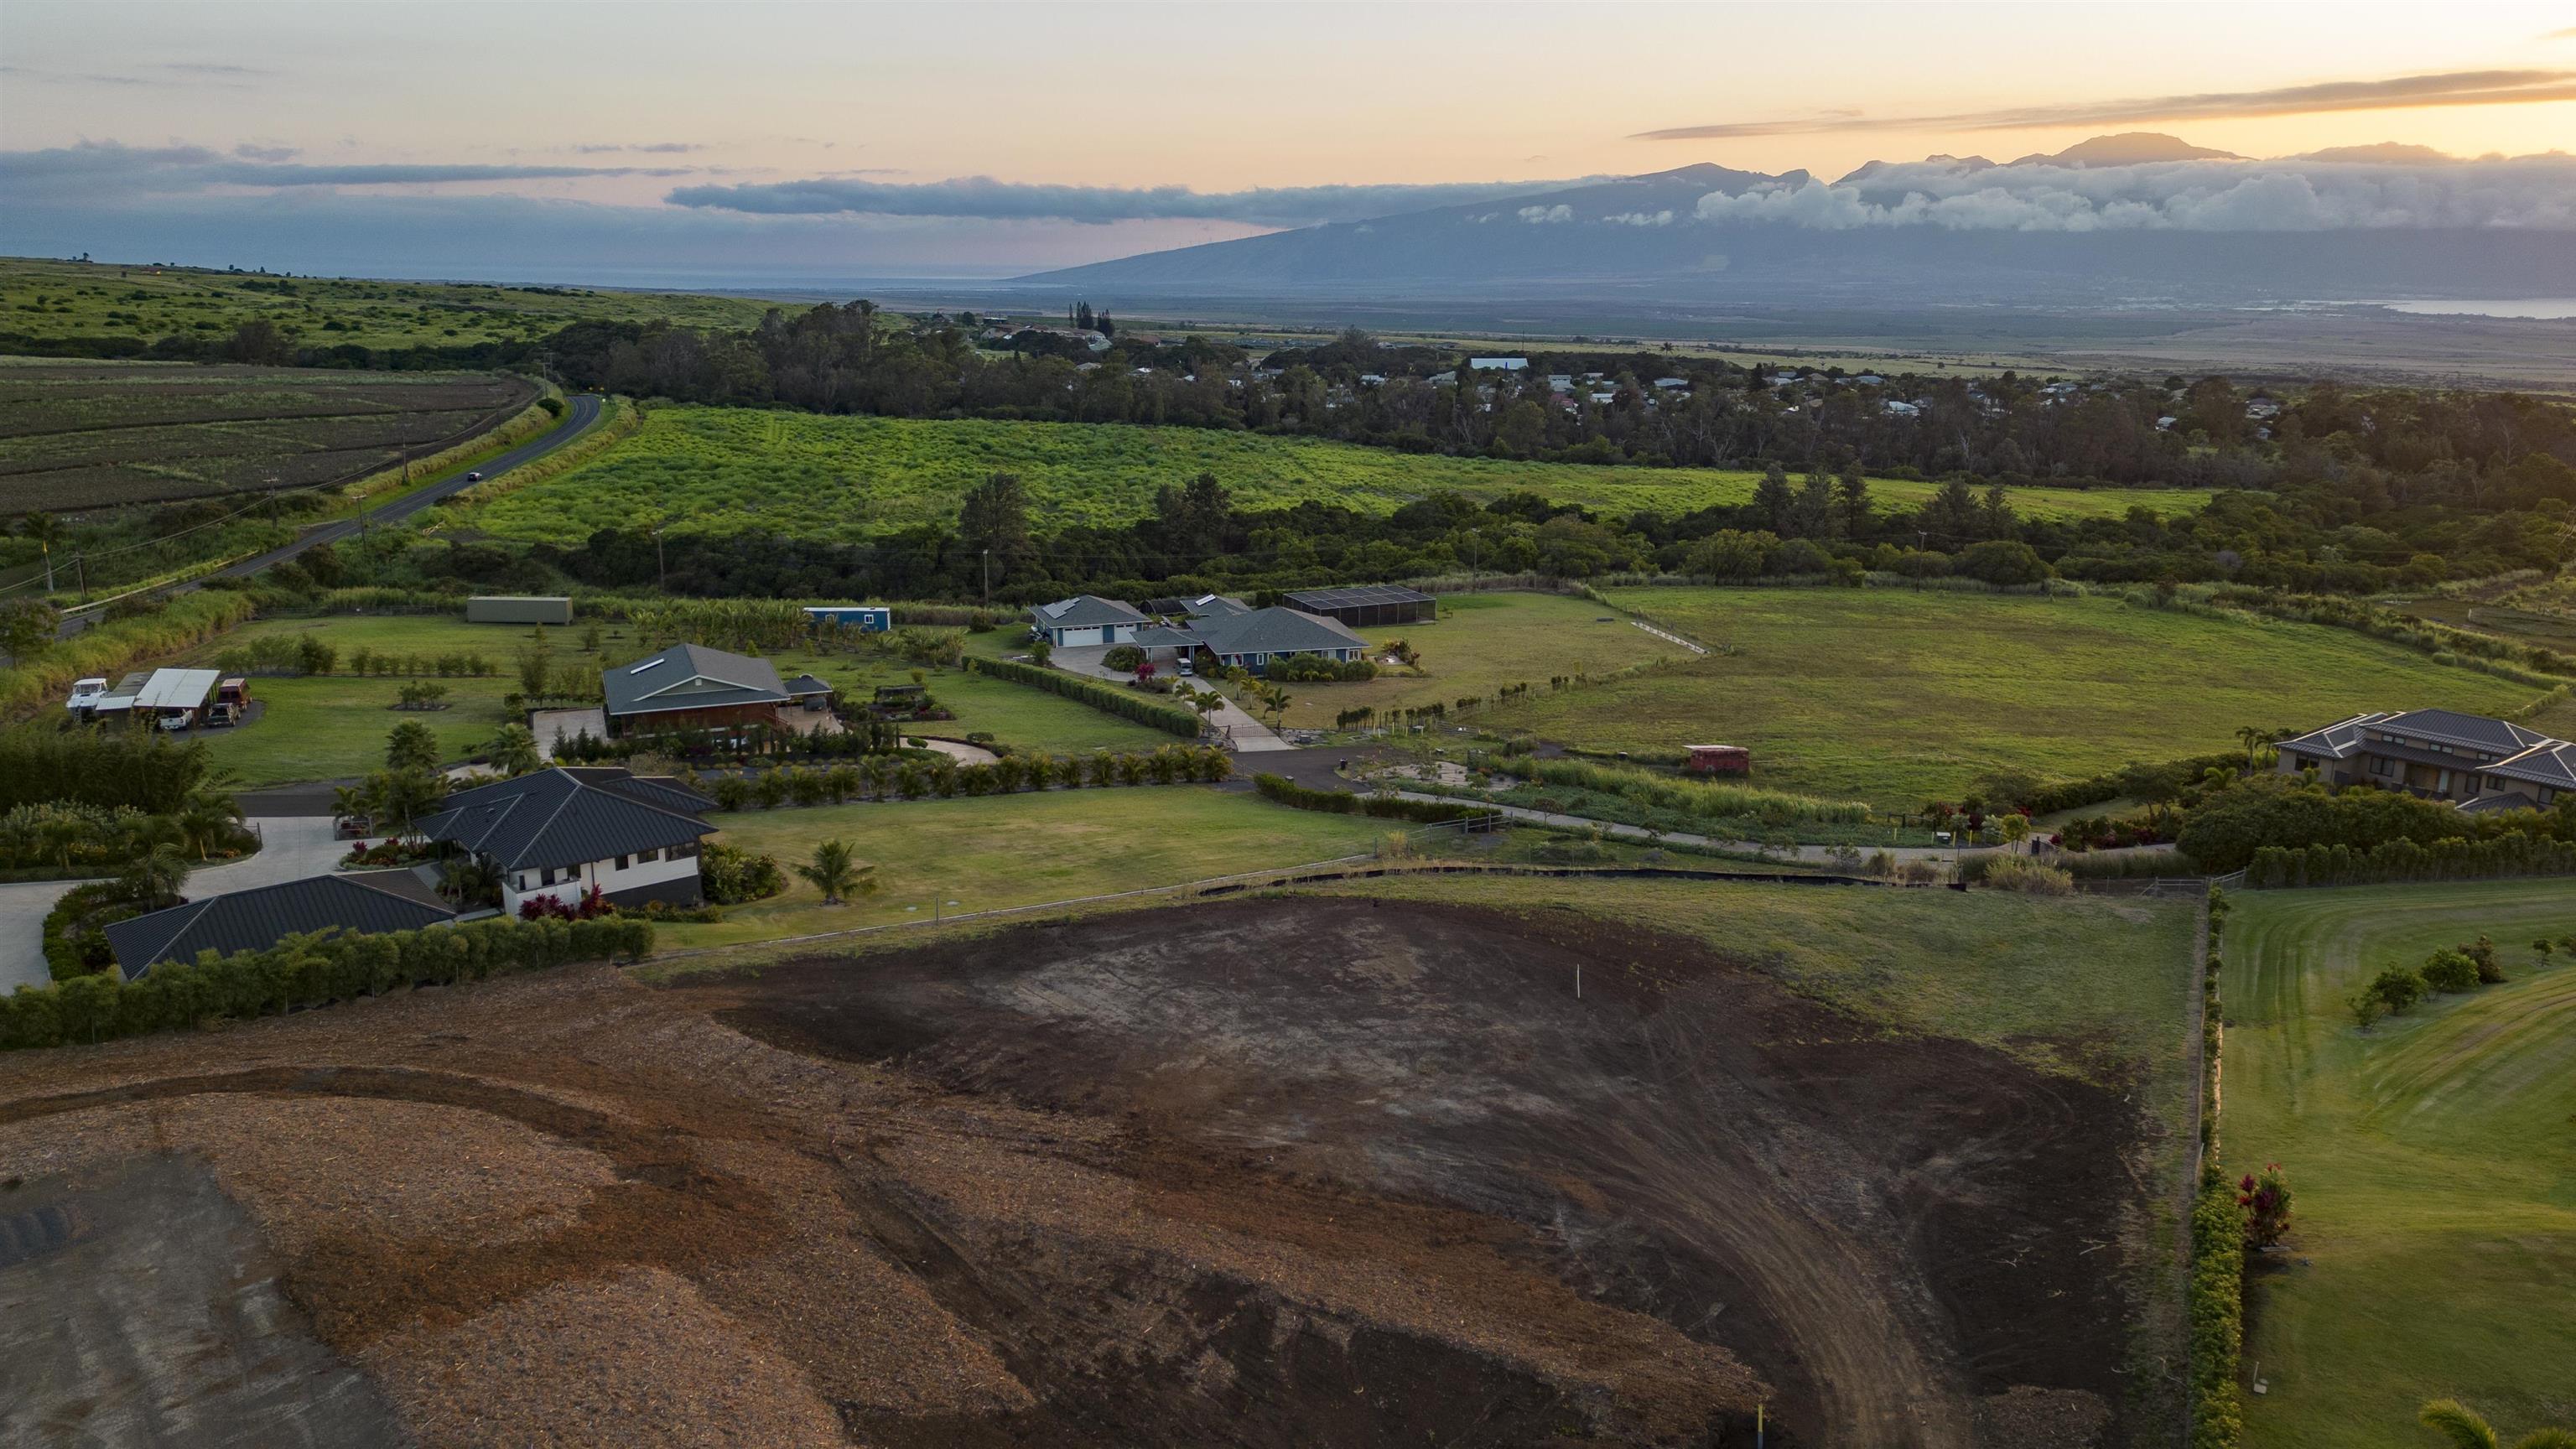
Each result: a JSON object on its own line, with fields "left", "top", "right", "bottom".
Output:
{"left": 666, "top": 174, "right": 1596, "bottom": 226}
{"left": 1692, "top": 156, "right": 2576, "bottom": 231}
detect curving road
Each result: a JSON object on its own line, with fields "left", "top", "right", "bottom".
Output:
{"left": 49, "top": 392, "right": 605, "bottom": 644}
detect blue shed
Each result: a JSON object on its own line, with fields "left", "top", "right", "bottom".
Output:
{"left": 803, "top": 605, "right": 892, "bottom": 633}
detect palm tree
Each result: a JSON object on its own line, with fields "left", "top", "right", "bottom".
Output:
{"left": 488, "top": 722, "right": 543, "bottom": 776}
{"left": 2236, "top": 724, "right": 2268, "bottom": 774}
{"left": 366, "top": 768, "right": 446, "bottom": 839}
{"left": 330, "top": 783, "right": 367, "bottom": 831}
{"left": 1997, "top": 813, "right": 2033, "bottom": 855}
{"left": 2420, "top": 1399, "right": 2576, "bottom": 1449}
{"left": 174, "top": 789, "right": 242, "bottom": 861}
{"left": 117, "top": 844, "right": 188, "bottom": 908}
{"left": 792, "top": 838, "right": 875, "bottom": 905}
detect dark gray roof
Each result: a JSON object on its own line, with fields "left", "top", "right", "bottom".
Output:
{"left": 1188, "top": 606, "right": 1369, "bottom": 657}
{"left": 780, "top": 673, "right": 834, "bottom": 698}
{"left": 600, "top": 643, "right": 788, "bottom": 719}
{"left": 2487, "top": 740, "right": 2576, "bottom": 792}
{"left": 1030, "top": 595, "right": 1148, "bottom": 629}
{"left": 2277, "top": 711, "right": 2396, "bottom": 761}
{"left": 104, "top": 873, "right": 456, "bottom": 979}
{"left": 417, "top": 767, "right": 713, "bottom": 871}
{"left": 1135, "top": 624, "right": 1199, "bottom": 649}
{"left": 2377, "top": 709, "right": 2553, "bottom": 755}
{"left": 1284, "top": 584, "right": 1435, "bottom": 611}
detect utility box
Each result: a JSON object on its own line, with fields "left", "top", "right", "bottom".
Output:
{"left": 467, "top": 595, "right": 574, "bottom": 626}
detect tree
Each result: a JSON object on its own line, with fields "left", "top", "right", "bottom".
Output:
{"left": 1027, "top": 633, "right": 1053, "bottom": 667}
{"left": 116, "top": 844, "right": 189, "bottom": 908}
{"left": 579, "top": 621, "right": 605, "bottom": 654}
{"left": 1690, "top": 529, "right": 1775, "bottom": 583}
{"left": 2238, "top": 1162, "right": 2292, "bottom": 1248}
{"left": 387, "top": 719, "right": 441, "bottom": 774}
{"left": 958, "top": 473, "right": 1036, "bottom": 591}
{"left": 1835, "top": 465, "right": 1872, "bottom": 537}
{"left": 515, "top": 627, "right": 556, "bottom": 699}
{"left": 2418, "top": 1398, "right": 2576, "bottom": 1449}
{"left": 1751, "top": 463, "right": 1795, "bottom": 535}
{"left": 2420, "top": 948, "right": 2480, "bottom": 993}
{"left": 1997, "top": 813, "right": 2033, "bottom": 854}
{"left": 226, "top": 318, "right": 290, "bottom": 364}
{"left": 488, "top": 722, "right": 543, "bottom": 777}
{"left": 174, "top": 789, "right": 242, "bottom": 861}
{"left": 792, "top": 837, "right": 876, "bottom": 904}
{"left": 1790, "top": 471, "right": 1838, "bottom": 540}
{"left": 364, "top": 767, "right": 446, "bottom": 838}
{"left": 0, "top": 598, "right": 58, "bottom": 663}
{"left": 2236, "top": 724, "right": 2270, "bottom": 773}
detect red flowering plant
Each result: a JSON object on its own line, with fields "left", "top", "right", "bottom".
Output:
{"left": 2239, "top": 1162, "right": 2293, "bottom": 1249}
{"left": 517, "top": 885, "right": 612, "bottom": 922}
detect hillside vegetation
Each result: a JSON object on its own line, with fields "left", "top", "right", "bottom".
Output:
{"left": 1478, "top": 587, "right": 2547, "bottom": 805}
{"left": 466, "top": 407, "right": 2219, "bottom": 543}
{"left": 0, "top": 257, "right": 773, "bottom": 354}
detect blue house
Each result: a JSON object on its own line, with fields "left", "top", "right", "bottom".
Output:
{"left": 803, "top": 605, "right": 892, "bottom": 633}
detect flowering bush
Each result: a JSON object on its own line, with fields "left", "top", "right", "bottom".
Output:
{"left": 2239, "top": 1163, "right": 2293, "bottom": 1249}
{"left": 518, "top": 885, "right": 611, "bottom": 922}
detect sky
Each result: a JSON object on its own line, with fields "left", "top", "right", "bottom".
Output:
{"left": 4, "top": 0, "right": 2574, "bottom": 281}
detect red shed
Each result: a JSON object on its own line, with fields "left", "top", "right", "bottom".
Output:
{"left": 1684, "top": 744, "right": 1750, "bottom": 776}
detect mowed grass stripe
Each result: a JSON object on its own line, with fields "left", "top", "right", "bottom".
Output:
{"left": 465, "top": 407, "right": 2220, "bottom": 543}
{"left": 2222, "top": 882, "right": 2576, "bottom": 1449}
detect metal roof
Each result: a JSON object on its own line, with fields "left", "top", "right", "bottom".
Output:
{"left": 2376, "top": 709, "right": 2553, "bottom": 756}
{"left": 416, "top": 766, "right": 714, "bottom": 871}
{"left": 1283, "top": 584, "right": 1436, "bottom": 611}
{"left": 104, "top": 871, "right": 457, "bottom": 979}
{"left": 1030, "top": 595, "right": 1149, "bottom": 629}
{"left": 779, "top": 673, "right": 834, "bottom": 697}
{"left": 135, "top": 668, "right": 221, "bottom": 710}
{"left": 600, "top": 643, "right": 788, "bottom": 719}
{"left": 1188, "top": 607, "right": 1369, "bottom": 657}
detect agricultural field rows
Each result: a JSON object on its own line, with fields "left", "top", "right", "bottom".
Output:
{"left": 1477, "top": 586, "right": 2547, "bottom": 806}
{"left": 0, "top": 257, "right": 775, "bottom": 351}
{"left": 0, "top": 361, "right": 536, "bottom": 511}
{"left": 465, "top": 406, "right": 2222, "bottom": 543}
{"left": 2222, "top": 882, "right": 2576, "bottom": 1449}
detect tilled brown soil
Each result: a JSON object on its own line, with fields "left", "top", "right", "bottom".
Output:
{"left": 0, "top": 897, "right": 2146, "bottom": 1448}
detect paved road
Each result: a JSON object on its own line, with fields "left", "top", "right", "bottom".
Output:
{"left": 0, "top": 818, "right": 343, "bottom": 993}
{"left": 48, "top": 392, "right": 605, "bottom": 645}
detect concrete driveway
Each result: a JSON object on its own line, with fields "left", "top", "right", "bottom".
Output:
{"left": 1048, "top": 646, "right": 1292, "bottom": 752}
{"left": 0, "top": 818, "right": 343, "bottom": 995}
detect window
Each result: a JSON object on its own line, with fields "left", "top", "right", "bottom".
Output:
{"left": 615, "top": 854, "right": 631, "bottom": 870}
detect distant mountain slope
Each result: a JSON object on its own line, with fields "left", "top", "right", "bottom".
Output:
{"left": 1018, "top": 137, "right": 2574, "bottom": 304}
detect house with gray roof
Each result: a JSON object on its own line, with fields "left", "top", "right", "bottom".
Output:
{"left": 1030, "top": 595, "right": 1149, "bottom": 648}
{"left": 2276, "top": 709, "right": 2573, "bottom": 813}
{"left": 602, "top": 643, "right": 815, "bottom": 738}
{"left": 103, "top": 871, "right": 460, "bottom": 981}
{"left": 415, "top": 766, "right": 716, "bottom": 916}
{"left": 1170, "top": 606, "right": 1369, "bottom": 676}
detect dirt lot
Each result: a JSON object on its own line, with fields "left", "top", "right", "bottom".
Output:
{"left": 0, "top": 896, "right": 2147, "bottom": 1448}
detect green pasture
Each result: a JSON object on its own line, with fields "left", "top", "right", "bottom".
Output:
{"left": 0, "top": 257, "right": 773, "bottom": 351}
{"left": 465, "top": 407, "right": 2220, "bottom": 543}
{"left": 194, "top": 673, "right": 518, "bottom": 787}
{"left": 1270, "top": 590, "right": 1676, "bottom": 728}
{"left": 2221, "top": 882, "right": 2576, "bottom": 1449}
{"left": 1478, "top": 587, "right": 2547, "bottom": 806}
{"left": 660, "top": 787, "right": 1391, "bottom": 949}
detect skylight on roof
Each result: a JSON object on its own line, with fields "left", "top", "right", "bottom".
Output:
{"left": 630, "top": 657, "right": 667, "bottom": 674}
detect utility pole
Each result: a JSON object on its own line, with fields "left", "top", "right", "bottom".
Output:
{"left": 75, "top": 553, "right": 86, "bottom": 604}
{"left": 38, "top": 538, "right": 53, "bottom": 594}
{"left": 654, "top": 527, "right": 667, "bottom": 591}
{"left": 980, "top": 548, "right": 990, "bottom": 606}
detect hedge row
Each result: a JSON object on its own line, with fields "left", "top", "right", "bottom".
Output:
{"left": 0, "top": 726, "right": 212, "bottom": 814}
{"left": 0, "top": 588, "right": 260, "bottom": 715}
{"left": 2246, "top": 830, "right": 2576, "bottom": 888}
{"left": 967, "top": 655, "right": 1200, "bottom": 736}
{"left": 2029, "top": 750, "right": 2242, "bottom": 816}
{"left": 0, "top": 916, "right": 653, "bottom": 1052}
{"left": 1253, "top": 773, "right": 1489, "bottom": 824}
{"left": 2189, "top": 1176, "right": 2248, "bottom": 1449}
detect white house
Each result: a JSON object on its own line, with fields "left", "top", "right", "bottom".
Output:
{"left": 1031, "top": 595, "right": 1149, "bottom": 647}
{"left": 415, "top": 767, "right": 716, "bottom": 916}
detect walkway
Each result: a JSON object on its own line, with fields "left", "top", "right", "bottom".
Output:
{"left": 0, "top": 818, "right": 342, "bottom": 994}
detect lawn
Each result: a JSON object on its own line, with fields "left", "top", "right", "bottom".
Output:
{"left": 1272, "top": 590, "right": 1678, "bottom": 727}
{"left": 1477, "top": 587, "right": 2549, "bottom": 807}
{"left": 0, "top": 257, "right": 775, "bottom": 352}
{"left": 657, "top": 787, "right": 1394, "bottom": 949}
{"left": 465, "top": 407, "right": 2220, "bottom": 543}
{"left": 2220, "top": 882, "right": 2576, "bottom": 1449}
{"left": 161, "top": 612, "right": 1172, "bottom": 782}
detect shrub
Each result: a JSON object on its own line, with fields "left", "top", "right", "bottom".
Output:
{"left": 2189, "top": 1178, "right": 2247, "bottom": 1448}
{"left": 1252, "top": 773, "right": 1488, "bottom": 824}
{"left": 1980, "top": 854, "right": 2075, "bottom": 895}
{"left": 0, "top": 725, "right": 213, "bottom": 814}
{"left": 1497, "top": 755, "right": 1870, "bottom": 825}
{"left": 2419, "top": 949, "right": 2480, "bottom": 994}
{"left": 699, "top": 841, "right": 782, "bottom": 904}
{"left": 2364, "top": 963, "right": 2428, "bottom": 1015}
{"left": 1101, "top": 644, "right": 1144, "bottom": 672}
{"left": 709, "top": 775, "right": 751, "bottom": 812}
{"left": 2461, "top": 933, "right": 2506, "bottom": 983}
{"left": 965, "top": 656, "right": 1198, "bottom": 736}
{"left": 2239, "top": 1163, "right": 2293, "bottom": 1249}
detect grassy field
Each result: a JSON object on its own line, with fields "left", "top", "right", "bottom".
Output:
{"left": 2221, "top": 882, "right": 2576, "bottom": 1449}
{"left": 465, "top": 407, "right": 2220, "bottom": 543}
{"left": 0, "top": 257, "right": 774, "bottom": 351}
{"left": 163, "top": 612, "right": 1169, "bottom": 782}
{"left": 659, "top": 787, "right": 1393, "bottom": 949}
{"left": 1478, "top": 587, "right": 2548, "bottom": 806}
{"left": 0, "top": 360, "right": 538, "bottom": 513}
{"left": 1270, "top": 590, "right": 1677, "bottom": 727}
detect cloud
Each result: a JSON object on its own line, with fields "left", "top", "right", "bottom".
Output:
{"left": 667, "top": 174, "right": 1592, "bottom": 226}
{"left": 1691, "top": 154, "right": 2576, "bottom": 231}
{"left": 1634, "top": 69, "right": 2576, "bottom": 138}
{"left": 1602, "top": 210, "right": 1675, "bottom": 226}
{"left": 1, "top": 141, "right": 693, "bottom": 196}
{"left": 0, "top": 62, "right": 259, "bottom": 90}
{"left": 1519, "top": 204, "right": 1574, "bottom": 223}
{"left": 574, "top": 142, "right": 703, "bottom": 154}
